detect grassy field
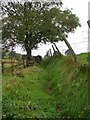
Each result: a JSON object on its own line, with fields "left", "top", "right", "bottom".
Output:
{"left": 2, "top": 53, "right": 89, "bottom": 119}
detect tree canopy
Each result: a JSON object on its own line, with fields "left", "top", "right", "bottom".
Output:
{"left": 2, "top": 0, "right": 81, "bottom": 59}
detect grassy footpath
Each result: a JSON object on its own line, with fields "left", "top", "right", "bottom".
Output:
{"left": 2, "top": 53, "right": 89, "bottom": 119}
{"left": 2, "top": 66, "right": 61, "bottom": 119}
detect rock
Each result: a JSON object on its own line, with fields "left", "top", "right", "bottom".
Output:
{"left": 65, "top": 49, "right": 74, "bottom": 56}
{"left": 16, "top": 71, "right": 24, "bottom": 77}
{"left": 33, "top": 55, "right": 42, "bottom": 63}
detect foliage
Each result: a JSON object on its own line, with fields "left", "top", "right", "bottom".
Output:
{"left": 2, "top": 50, "right": 8, "bottom": 59}
{"left": 2, "top": 0, "right": 80, "bottom": 57}
{"left": 2, "top": 49, "right": 22, "bottom": 60}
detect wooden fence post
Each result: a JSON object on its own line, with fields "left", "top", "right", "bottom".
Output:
{"left": 49, "top": 49, "right": 52, "bottom": 57}
{"left": 22, "top": 55, "right": 26, "bottom": 68}
{"left": 2, "top": 61, "right": 4, "bottom": 73}
{"left": 52, "top": 45, "right": 56, "bottom": 54}
{"left": 53, "top": 43, "right": 62, "bottom": 56}
{"left": 64, "top": 39, "right": 76, "bottom": 61}
{"left": 23, "top": 59, "right": 26, "bottom": 68}
{"left": 11, "top": 58, "right": 14, "bottom": 76}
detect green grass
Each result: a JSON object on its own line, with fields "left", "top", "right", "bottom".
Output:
{"left": 77, "top": 52, "right": 89, "bottom": 64}
{"left": 2, "top": 53, "right": 89, "bottom": 119}
{"left": 2, "top": 66, "right": 61, "bottom": 119}
{"left": 43, "top": 55, "right": 89, "bottom": 118}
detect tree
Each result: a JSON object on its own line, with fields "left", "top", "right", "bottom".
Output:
{"left": 2, "top": 1, "right": 42, "bottom": 60}
{"left": 40, "top": 8, "right": 81, "bottom": 60}
{"left": 2, "top": 0, "right": 80, "bottom": 62}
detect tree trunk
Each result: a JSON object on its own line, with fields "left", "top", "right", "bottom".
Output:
{"left": 64, "top": 39, "right": 76, "bottom": 61}
{"left": 27, "top": 49, "right": 32, "bottom": 59}
{"left": 26, "top": 48, "right": 32, "bottom": 66}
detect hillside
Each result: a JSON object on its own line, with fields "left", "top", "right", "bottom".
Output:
{"left": 2, "top": 53, "right": 89, "bottom": 119}
{"left": 42, "top": 53, "right": 89, "bottom": 118}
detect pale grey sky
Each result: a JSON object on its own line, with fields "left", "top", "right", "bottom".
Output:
{"left": 15, "top": 0, "right": 89, "bottom": 57}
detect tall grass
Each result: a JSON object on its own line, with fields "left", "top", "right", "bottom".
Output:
{"left": 2, "top": 53, "right": 89, "bottom": 119}
{"left": 45, "top": 55, "right": 89, "bottom": 118}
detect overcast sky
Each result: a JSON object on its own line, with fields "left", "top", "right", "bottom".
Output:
{"left": 15, "top": 0, "right": 90, "bottom": 57}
